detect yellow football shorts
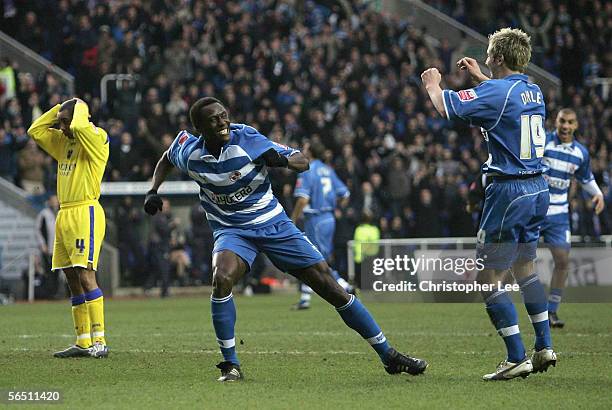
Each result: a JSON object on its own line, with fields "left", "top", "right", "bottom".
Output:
{"left": 52, "top": 201, "right": 106, "bottom": 271}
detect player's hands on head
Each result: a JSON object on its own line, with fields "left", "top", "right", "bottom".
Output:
{"left": 144, "top": 189, "right": 163, "bottom": 215}
{"left": 420, "top": 68, "right": 442, "bottom": 88}
{"left": 261, "top": 148, "right": 289, "bottom": 168}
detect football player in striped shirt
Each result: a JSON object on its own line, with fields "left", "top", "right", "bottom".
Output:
{"left": 541, "top": 108, "right": 605, "bottom": 327}
{"left": 144, "top": 97, "right": 428, "bottom": 381}
{"left": 27, "top": 98, "right": 110, "bottom": 358}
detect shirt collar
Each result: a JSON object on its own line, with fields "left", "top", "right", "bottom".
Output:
{"left": 200, "top": 130, "right": 235, "bottom": 159}
{"left": 504, "top": 73, "right": 528, "bottom": 81}
{"left": 553, "top": 131, "right": 575, "bottom": 148}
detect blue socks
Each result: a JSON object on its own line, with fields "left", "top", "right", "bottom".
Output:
{"left": 211, "top": 293, "right": 239, "bottom": 365}
{"left": 336, "top": 295, "right": 391, "bottom": 363}
{"left": 484, "top": 290, "right": 526, "bottom": 363}
{"left": 71, "top": 294, "right": 86, "bottom": 306}
{"left": 548, "top": 288, "right": 563, "bottom": 313}
{"left": 518, "top": 274, "right": 552, "bottom": 351}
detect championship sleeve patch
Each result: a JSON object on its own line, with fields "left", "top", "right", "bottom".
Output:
{"left": 457, "top": 89, "right": 478, "bottom": 101}
{"left": 178, "top": 131, "right": 189, "bottom": 145}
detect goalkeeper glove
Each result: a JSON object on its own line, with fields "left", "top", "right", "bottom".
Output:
{"left": 144, "top": 189, "right": 163, "bottom": 215}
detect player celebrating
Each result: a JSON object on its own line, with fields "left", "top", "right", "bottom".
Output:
{"left": 144, "top": 97, "right": 428, "bottom": 381}
{"left": 291, "top": 142, "right": 353, "bottom": 309}
{"left": 422, "top": 28, "right": 555, "bottom": 380}
{"left": 27, "top": 98, "right": 110, "bottom": 358}
{"left": 542, "top": 108, "right": 605, "bottom": 328}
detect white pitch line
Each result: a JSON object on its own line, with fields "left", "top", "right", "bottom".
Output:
{"left": 5, "top": 348, "right": 612, "bottom": 356}
{"left": 9, "top": 331, "right": 612, "bottom": 339}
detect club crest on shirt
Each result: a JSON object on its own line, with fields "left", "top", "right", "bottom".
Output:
{"left": 458, "top": 89, "right": 478, "bottom": 101}
{"left": 67, "top": 149, "right": 73, "bottom": 159}
{"left": 229, "top": 171, "right": 241, "bottom": 182}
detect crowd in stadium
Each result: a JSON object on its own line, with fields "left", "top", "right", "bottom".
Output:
{"left": 1, "top": 1, "right": 610, "bottom": 286}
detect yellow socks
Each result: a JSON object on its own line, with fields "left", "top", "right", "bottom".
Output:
{"left": 71, "top": 294, "right": 92, "bottom": 348}
{"left": 85, "top": 288, "right": 106, "bottom": 345}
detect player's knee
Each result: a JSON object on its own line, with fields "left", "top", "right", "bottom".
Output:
{"left": 554, "top": 254, "right": 569, "bottom": 272}
{"left": 212, "top": 267, "right": 234, "bottom": 295}
{"left": 78, "top": 269, "right": 98, "bottom": 292}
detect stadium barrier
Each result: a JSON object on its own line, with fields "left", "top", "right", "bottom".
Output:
{"left": 0, "top": 30, "right": 74, "bottom": 94}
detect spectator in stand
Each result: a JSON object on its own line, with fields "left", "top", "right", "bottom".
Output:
{"left": 189, "top": 202, "right": 213, "bottom": 285}
{"left": 115, "top": 196, "right": 146, "bottom": 286}
{"left": 0, "top": 127, "right": 28, "bottom": 183}
{"left": 1, "top": 1, "right": 608, "bottom": 242}
{"left": 145, "top": 198, "right": 179, "bottom": 296}
{"left": 18, "top": 139, "right": 46, "bottom": 195}
{"left": 35, "top": 194, "right": 60, "bottom": 297}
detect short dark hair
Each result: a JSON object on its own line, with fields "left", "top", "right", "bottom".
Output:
{"left": 59, "top": 99, "right": 77, "bottom": 115}
{"left": 310, "top": 142, "right": 326, "bottom": 160}
{"left": 189, "top": 97, "right": 223, "bottom": 131}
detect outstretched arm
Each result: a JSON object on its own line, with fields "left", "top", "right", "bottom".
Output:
{"left": 150, "top": 151, "right": 174, "bottom": 191}
{"left": 144, "top": 151, "right": 174, "bottom": 215}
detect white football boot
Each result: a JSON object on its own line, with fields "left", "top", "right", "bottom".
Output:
{"left": 531, "top": 348, "right": 557, "bottom": 373}
{"left": 483, "top": 357, "right": 533, "bottom": 381}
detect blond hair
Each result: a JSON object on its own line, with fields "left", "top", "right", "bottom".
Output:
{"left": 488, "top": 28, "right": 531, "bottom": 72}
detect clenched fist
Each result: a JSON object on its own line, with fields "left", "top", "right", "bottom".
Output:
{"left": 421, "top": 68, "right": 442, "bottom": 88}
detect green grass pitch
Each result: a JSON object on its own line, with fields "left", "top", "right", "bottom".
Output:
{"left": 1, "top": 295, "right": 611, "bottom": 409}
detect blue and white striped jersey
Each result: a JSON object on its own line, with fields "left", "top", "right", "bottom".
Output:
{"left": 542, "top": 131, "right": 594, "bottom": 217}
{"left": 167, "top": 124, "right": 299, "bottom": 230}
{"left": 294, "top": 159, "right": 349, "bottom": 215}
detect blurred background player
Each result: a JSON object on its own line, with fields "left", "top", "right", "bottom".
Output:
{"left": 27, "top": 98, "right": 109, "bottom": 358}
{"left": 422, "top": 28, "right": 555, "bottom": 380}
{"left": 542, "top": 108, "right": 605, "bottom": 328}
{"left": 144, "top": 97, "right": 428, "bottom": 382}
{"left": 291, "top": 142, "right": 353, "bottom": 309}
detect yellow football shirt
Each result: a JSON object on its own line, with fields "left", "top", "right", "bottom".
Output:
{"left": 27, "top": 102, "right": 109, "bottom": 205}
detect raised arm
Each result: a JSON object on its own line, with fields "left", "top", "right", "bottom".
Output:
{"left": 27, "top": 104, "right": 63, "bottom": 160}
{"left": 421, "top": 68, "right": 446, "bottom": 118}
{"left": 70, "top": 101, "right": 108, "bottom": 163}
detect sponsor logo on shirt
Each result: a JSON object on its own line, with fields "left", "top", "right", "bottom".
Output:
{"left": 457, "top": 89, "right": 478, "bottom": 101}
{"left": 210, "top": 185, "right": 253, "bottom": 205}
